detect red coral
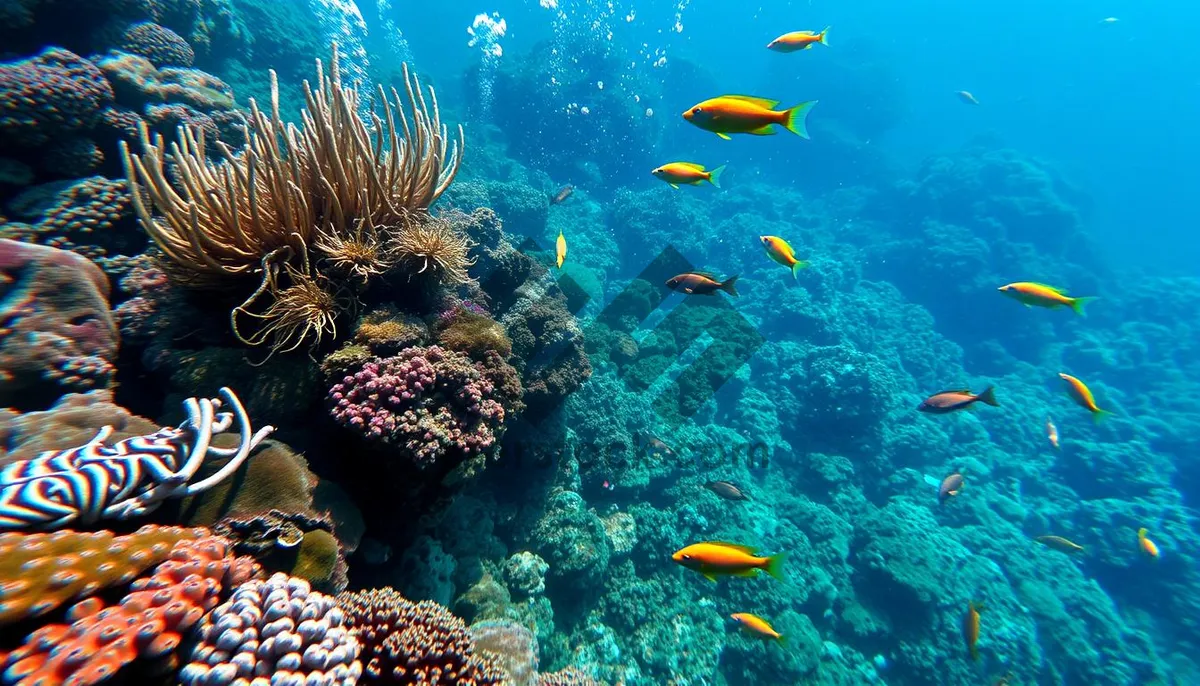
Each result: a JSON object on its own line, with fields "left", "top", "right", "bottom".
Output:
{"left": 328, "top": 346, "right": 514, "bottom": 469}
{"left": 337, "top": 587, "right": 504, "bottom": 685}
{"left": 0, "top": 535, "right": 260, "bottom": 686}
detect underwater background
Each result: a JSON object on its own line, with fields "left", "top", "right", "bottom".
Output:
{"left": 0, "top": 0, "right": 1198, "bottom": 684}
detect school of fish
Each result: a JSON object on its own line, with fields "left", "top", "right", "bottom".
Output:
{"left": 540, "top": 17, "right": 1149, "bottom": 674}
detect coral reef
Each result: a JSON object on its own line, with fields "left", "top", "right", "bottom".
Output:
{"left": 0, "top": 240, "right": 116, "bottom": 409}
{"left": 179, "top": 572, "right": 362, "bottom": 686}
{"left": 337, "top": 586, "right": 505, "bottom": 684}
{"left": 0, "top": 533, "right": 260, "bottom": 685}
{"left": 0, "top": 48, "right": 112, "bottom": 149}
{"left": 328, "top": 346, "right": 518, "bottom": 470}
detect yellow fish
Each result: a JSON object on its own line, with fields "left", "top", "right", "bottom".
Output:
{"left": 1035, "top": 535, "right": 1084, "bottom": 554}
{"left": 683, "top": 95, "right": 817, "bottom": 140}
{"left": 731, "top": 613, "right": 786, "bottom": 644}
{"left": 759, "top": 235, "right": 809, "bottom": 279}
{"left": 652, "top": 162, "right": 725, "bottom": 189}
{"left": 767, "top": 27, "right": 830, "bottom": 52}
{"left": 672, "top": 542, "right": 786, "bottom": 583}
{"left": 1138, "top": 527, "right": 1160, "bottom": 559}
{"left": 998, "top": 282, "right": 1096, "bottom": 316}
{"left": 964, "top": 601, "right": 983, "bottom": 661}
{"left": 1059, "top": 372, "right": 1112, "bottom": 422}
{"left": 556, "top": 229, "right": 567, "bottom": 269}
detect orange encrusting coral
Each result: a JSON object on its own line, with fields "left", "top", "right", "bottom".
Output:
{"left": 0, "top": 534, "right": 260, "bottom": 686}
{"left": 0, "top": 525, "right": 208, "bottom": 624}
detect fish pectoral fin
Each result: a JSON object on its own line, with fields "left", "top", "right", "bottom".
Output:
{"left": 703, "top": 572, "right": 720, "bottom": 583}
{"left": 669, "top": 183, "right": 680, "bottom": 189}
{"left": 748, "top": 124, "right": 778, "bottom": 135}
{"left": 683, "top": 287, "right": 694, "bottom": 294}
{"left": 716, "top": 132, "right": 733, "bottom": 140}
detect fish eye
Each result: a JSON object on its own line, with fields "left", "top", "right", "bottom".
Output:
{"left": 692, "top": 107, "right": 702, "bottom": 114}
{"left": 681, "top": 554, "right": 691, "bottom": 560}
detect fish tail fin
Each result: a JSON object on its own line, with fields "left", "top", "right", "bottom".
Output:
{"left": 1092, "top": 408, "right": 1114, "bottom": 424}
{"left": 976, "top": 385, "right": 1000, "bottom": 407}
{"left": 819, "top": 26, "right": 830, "bottom": 45}
{"left": 1070, "top": 296, "right": 1098, "bottom": 316}
{"left": 790, "top": 260, "right": 809, "bottom": 280}
{"left": 1138, "top": 527, "right": 1148, "bottom": 539}
{"left": 783, "top": 101, "right": 818, "bottom": 139}
{"left": 721, "top": 275, "right": 740, "bottom": 298}
{"left": 708, "top": 164, "right": 726, "bottom": 189}
{"left": 776, "top": 633, "right": 789, "bottom": 648}
{"left": 764, "top": 552, "right": 787, "bottom": 581}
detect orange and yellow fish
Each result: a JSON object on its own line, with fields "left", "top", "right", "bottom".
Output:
{"left": 759, "top": 235, "right": 809, "bottom": 279}
{"left": 731, "top": 613, "right": 786, "bottom": 644}
{"left": 1059, "top": 373, "right": 1112, "bottom": 422}
{"left": 998, "top": 282, "right": 1096, "bottom": 316}
{"left": 1046, "top": 416, "right": 1060, "bottom": 449}
{"left": 652, "top": 162, "right": 725, "bottom": 189}
{"left": 556, "top": 229, "right": 567, "bottom": 269}
{"left": 683, "top": 95, "right": 818, "bottom": 141}
{"left": 1138, "top": 527, "right": 1160, "bottom": 559}
{"left": 672, "top": 541, "right": 786, "bottom": 583}
{"left": 767, "top": 27, "right": 830, "bottom": 52}
{"left": 963, "top": 601, "right": 983, "bottom": 661}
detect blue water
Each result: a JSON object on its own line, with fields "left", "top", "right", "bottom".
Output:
{"left": 1, "top": 0, "right": 1198, "bottom": 684}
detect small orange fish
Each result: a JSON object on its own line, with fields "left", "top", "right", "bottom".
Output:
{"left": 551, "top": 184, "right": 574, "bottom": 204}
{"left": 918, "top": 387, "right": 999, "bottom": 414}
{"left": 672, "top": 542, "right": 786, "bottom": 583}
{"left": 759, "top": 235, "right": 809, "bottom": 280}
{"left": 766, "top": 27, "right": 830, "bottom": 52}
{"left": 555, "top": 229, "right": 567, "bottom": 269}
{"left": 963, "top": 601, "right": 983, "bottom": 661}
{"left": 1059, "top": 373, "right": 1112, "bottom": 422}
{"left": 998, "top": 282, "right": 1096, "bottom": 315}
{"left": 956, "top": 90, "right": 981, "bottom": 105}
{"left": 939, "top": 472, "right": 964, "bottom": 505}
{"left": 731, "top": 613, "right": 786, "bottom": 643}
{"left": 1046, "top": 417, "right": 1060, "bottom": 449}
{"left": 1035, "top": 535, "right": 1084, "bottom": 554}
{"left": 665, "top": 272, "right": 739, "bottom": 297}
{"left": 652, "top": 162, "right": 725, "bottom": 189}
{"left": 683, "top": 95, "right": 817, "bottom": 140}
{"left": 1138, "top": 528, "right": 1160, "bottom": 559}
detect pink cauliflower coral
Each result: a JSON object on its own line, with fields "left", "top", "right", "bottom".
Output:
{"left": 328, "top": 346, "right": 508, "bottom": 468}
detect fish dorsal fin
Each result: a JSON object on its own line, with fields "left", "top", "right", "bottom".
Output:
{"left": 1030, "top": 282, "right": 1066, "bottom": 294}
{"left": 936, "top": 388, "right": 972, "bottom": 395}
{"left": 690, "top": 270, "right": 720, "bottom": 280}
{"left": 722, "top": 94, "right": 780, "bottom": 109}
{"left": 676, "top": 162, "right": 706, "bottom": 170}
{"left": 703, "top": 541, "right": 757, "bottom": 554}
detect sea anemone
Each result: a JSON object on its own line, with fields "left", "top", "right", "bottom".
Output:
{"left": 393, "top": 215, "right": 476, "bottom": 285}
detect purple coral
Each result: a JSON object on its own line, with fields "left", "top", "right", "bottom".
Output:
{"left": 0, "top": 48, "right": 113, "bottom": 147}
{"left": 328, "top": 346, "right": 508, "bottom": 468}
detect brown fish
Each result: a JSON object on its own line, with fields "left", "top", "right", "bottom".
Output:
{"left": 938, "top": 472, "right": 964, "bottom": 504}
{"left": 644, "top": 435, "right": 676, "bottom": 458}
{"left": 918, "top": 386, "right": 998, "bottom": 414}
{"left": 705, "top": 480, "right": 750, "bottom": 501}
{"left": 963, "top": 601, "right": 983, "bottom": 661}
{"left": 551, "top": 184, "right": 574, "bottom": 204}
{"left": 1035, "top": 535, "right": 1084, "bottom": 554}
{"left": 666, "top": 272, "right": 739, "bottom": 297}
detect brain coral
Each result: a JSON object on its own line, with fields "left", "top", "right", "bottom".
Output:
{"left": 0, "top": 240, "right": 117, "bottom": 410}
{"left": 337, "top": 586, "right": 505, "bottom": 685}
{"left": 0, "top": 48, "right": 113, "bottom": 148}
{"left": 116, "top": 21, "right": 196, "bottom": 67}
{"left": 328, "top": 346, "right": 517, "bottom": 469}
{"left": 180, "top": 572, "right": 362, "bottom": 686}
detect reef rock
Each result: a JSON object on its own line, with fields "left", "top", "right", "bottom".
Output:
{"left": 0, "top": 240, "right": 117, "bottom": 409}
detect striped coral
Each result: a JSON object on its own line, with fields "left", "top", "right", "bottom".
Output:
{"left": 179, "top": 572, "right": 361, "bottom": 686}
{"left": 0, "top": 525, "right": 208, "bottom": 624}
{"left": 0, "top": 534, "right": 260, "bottom": 686}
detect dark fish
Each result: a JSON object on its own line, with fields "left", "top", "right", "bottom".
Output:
{"left": 918, "top": 386, "right": 999, "bottom": 414}
{"left": 705, "top": 480, "right": 750, "bottom": 501}
{"left": 938, "top": 472, "right": 964, "bottom": 504}
{"left": 551, "top": 184, "right": 574, "bottom": 204}
{"left": 644, "top": 435, "right": 675, "bottom": 458}
{"left": 666, "top": 272, "right": 739, "bottom": 297}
